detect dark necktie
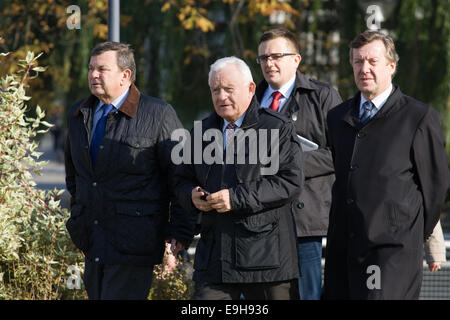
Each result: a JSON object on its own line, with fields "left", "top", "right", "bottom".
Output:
{"left": 90, "top": 103, "right": 113, "bottom": 166}
{"left": 225, "top": 122, "right": 236, "bottom": 149}
{"left": 360, "top": 100, "right": 375, "bottom": 125}
{"left": 269, "top": 91, "right": 283, "bottom": 112}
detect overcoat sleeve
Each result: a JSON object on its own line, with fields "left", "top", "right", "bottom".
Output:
{"left": 64, "top": 107, "right": 77, "bottom": 208}
{"left": 303, "top": 86, "right": 342, "bottom": 179}
{"left": 172, "top": 136, "right": 201, "bottom": 216}
{"left": 156, "top": 105, "right": 196, "bottom": 246}
{"left": 412, "top": 107, "right": 448, "bottom": 240}
{"left": 229, "top": 121, "right": 304, "bottom": 214}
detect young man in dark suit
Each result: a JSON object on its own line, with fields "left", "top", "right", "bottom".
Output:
{"left": 255, "top": 28, "right": 342, "bottom": 300}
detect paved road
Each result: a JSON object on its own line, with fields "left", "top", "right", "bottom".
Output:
{"left": 33, "top": 133, "right": 69, "bottom": 207}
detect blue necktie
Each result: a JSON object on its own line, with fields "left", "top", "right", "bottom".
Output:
{"left": 360, "top": 100, "right": 375, "bottom": 125}
{"left": 90, "top": 103, "right": 113, "bottom": 166}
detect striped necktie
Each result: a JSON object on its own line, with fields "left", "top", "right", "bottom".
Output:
{"left": 360, "top": 100, "right": 375, "bottom": 125}
{"left": 225, "top": 122, "right": 236, "bottom": 149}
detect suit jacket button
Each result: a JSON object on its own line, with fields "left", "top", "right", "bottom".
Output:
{"left": 297, "top": 202, "right": 304, "bottom": 209}
{"left": 346, "top": 198, "right": 354, "bottom": 205}
{"left": 350, "top": 164, "right": 359, "bottom": 171}
{"left": 357, "top": 132, "right": 366, "bottom": 138}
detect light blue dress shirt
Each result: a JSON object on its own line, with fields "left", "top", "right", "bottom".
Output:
{"left": 222, "top": 112, "right": 246, "bottom": 149}
{"left": 91, "top": 88, "right": 130, "bottom": 142}
{"left": 260, "top": 74, "right": 296, "bottom": 112}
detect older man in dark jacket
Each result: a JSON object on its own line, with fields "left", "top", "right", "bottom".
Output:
{"left": 64, "top": 42, "right": 195, "bottom": 300}
{"left": 323, "top": 31, "right": 448, "bottom": 300}
{"left": 174, "top": 57, "right": 304, "bottom": 300}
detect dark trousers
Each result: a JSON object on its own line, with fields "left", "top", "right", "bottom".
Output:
{"left": 195, "top": 280, "right": 299, "bottom": 300}
{"left": 84, "top": 258, "right": 154, "bottom": 300}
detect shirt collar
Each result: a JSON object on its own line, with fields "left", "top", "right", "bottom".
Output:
{"left": 266, "top": 74, "right": 296, "bottom": 100}
{"left": 222, "top": 111, "right": 246, "bottom": 132}
{"left": 95, "top": 87, "right": 130, "bottom": 113}
{"left": 360, "top": 84, "right": 393, "bottom": 111}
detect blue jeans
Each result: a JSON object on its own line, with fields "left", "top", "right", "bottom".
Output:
{"left": 297, "top": 236, "right": 323, "bottom": 300}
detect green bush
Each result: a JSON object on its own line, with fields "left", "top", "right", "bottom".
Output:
{"left": 149, "top": 245, "right": 195, "bottom": 300}
{"left": 0, "top": 48, "right": 85, "bottom": 299}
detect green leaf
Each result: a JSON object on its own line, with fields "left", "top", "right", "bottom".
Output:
{"left": 32, "top": 66, "right": 47, "bottom": 73}
{"left": 39, "top": 121, "right": 53, "bottom": 128}
{"left": 25, "top": 51, "right": 34, "bottom": 64}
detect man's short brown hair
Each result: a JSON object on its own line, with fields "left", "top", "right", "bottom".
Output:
{"left": 91, "top": 42, "right": 136, "bottom": 82}
{"left": 258, "top": 28, "right": 300, "bottom": 53}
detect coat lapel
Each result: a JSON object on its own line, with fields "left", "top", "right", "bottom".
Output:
{"left": 341, "top": 93, "right": 361, "bottom": 128}
{"left": 341, "top": 86, "right": 403, "bottom": 129}
{"left": 369, "top": 85, "right": 403, "bottom": 121}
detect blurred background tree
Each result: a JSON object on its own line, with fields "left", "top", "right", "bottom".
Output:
{"left": 0, "top": 0, "right": 108, "bottom": 119}
{"left": 0, "top": 0, "right": 448, "bottom": 299}
{"left": 0, "top": 0, "right": 447, "bottom": 151}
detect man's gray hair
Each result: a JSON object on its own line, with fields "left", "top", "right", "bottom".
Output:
{"left": 208, "top": 56, "right": 253, "bottom": 87}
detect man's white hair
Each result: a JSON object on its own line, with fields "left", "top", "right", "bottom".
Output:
{"left": 208, "top": 56, "right": 253, "bottom": 87}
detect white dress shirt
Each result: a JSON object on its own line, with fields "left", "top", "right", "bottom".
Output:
{"left": 359, "top": 84, "right": 393, "bottom": 119}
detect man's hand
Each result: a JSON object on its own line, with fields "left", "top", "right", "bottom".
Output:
{"left": 163, "top": 241, "right": 178, "bottom": 275}
{"left": 428, "top": 261, "right": 442, "bottom": 272}
{"left": 207, "top": 189, "right": 231, "bottom": 213}
{"left": 168, "top": 238, "right": 185, "bottom": 256}
{"left": 192, "top": 186, "right": 213, "bottom": 212}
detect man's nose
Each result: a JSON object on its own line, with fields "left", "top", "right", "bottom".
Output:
{"left": 89, "top": 69, "right": 99, "bottom": 78}
{"left": 218, "top": 90, "right": 228, "bottom": 101}
{"left": 265, "top": 57, "right": 276, "bottom": 67}
{"left": 360, "top": 60, "right": 370, "bottom": 73}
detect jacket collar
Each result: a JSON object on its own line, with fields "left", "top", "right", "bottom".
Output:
{"left": 203, "top": 96, "right": 260, "bottom": 131}
{"left": 255, "top": 70, "right": 317, "bottom": 102}
{"left": 72, "top": 83, "right": 141, "bottom": 118}
{"left": 342, "top": 85, "right": 402, "bottom": 128}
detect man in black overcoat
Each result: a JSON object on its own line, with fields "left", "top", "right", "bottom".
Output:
{"left": 323, "top": 30, "right": 448, "bottom": 300}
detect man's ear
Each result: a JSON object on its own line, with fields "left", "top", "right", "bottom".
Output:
{"left": 389, "top": 61, "right": 397, "bottom": 77}
{"left": 121, "top": 68, "right": 132, "bottom": 85}
{"left": 249, "top": 81, "right": 256, "bottom": 96}
{"left": 294, "top": 53, "right": 302, "bottom": 66}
